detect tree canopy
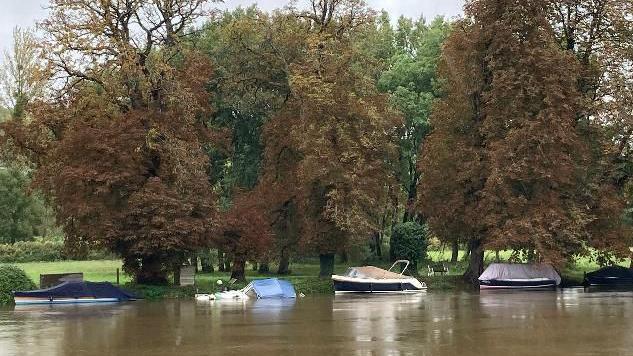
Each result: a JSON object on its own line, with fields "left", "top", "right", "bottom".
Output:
{"left": 0, "top": 0, "right": 631, "bottom": 285}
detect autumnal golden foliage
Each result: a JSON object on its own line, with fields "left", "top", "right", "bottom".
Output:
{"left": 418, "top": 0, "right": 631, "bottom": 282}
{"left": 261, "top": 1, "right": 402, "bottom": 259}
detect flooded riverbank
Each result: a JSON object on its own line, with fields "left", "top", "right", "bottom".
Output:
{"left": 1, "top": 289, "right": 632, "bottom": 355}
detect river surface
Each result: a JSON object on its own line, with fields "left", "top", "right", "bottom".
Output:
{"left": 1, "top": 289, "right": 633, "bottom": 355}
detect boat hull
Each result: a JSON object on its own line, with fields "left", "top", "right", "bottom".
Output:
{"left": 332, "top": 276, "right": 425, "bottom": 294}
{"left": 479, "top": 279, "right": 557, "bottom": 290}
{"left": 583, "top": 276, "right": 633, "bottom": 287}
{"left": 14, "top": 297, "right": 122, "bottom": 305}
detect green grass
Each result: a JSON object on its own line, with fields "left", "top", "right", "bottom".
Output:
{"left": 11, "top": 260, "right": 128, "bottom": 285}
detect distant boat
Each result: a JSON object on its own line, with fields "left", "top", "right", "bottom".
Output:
{"left": 332, "top": 260, "right": 426, "bottom": 294}
{"left": 14, "top": 281, "right": 139, "bottom": 305}
{"left": 479, "top": 263, "right": 561, "bottom": 290}
{"left": 583, "top": 266, "right": 633, "bottom": 286}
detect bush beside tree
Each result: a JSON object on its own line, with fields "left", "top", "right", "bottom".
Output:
{"left": 390, "top": 222, "right": 428, "bottom": 275}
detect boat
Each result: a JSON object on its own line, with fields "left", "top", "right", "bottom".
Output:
{"left": 478, "top": 263, "right": 561, "bottom": 290}
{"left": 583, "top": 265, "right": 633, "bottom": 286}
{"left": 331, "top": 260, "right": 426, "bottom": 294}
{"left": 14, "top": 281, "right": 139, "bottom": 305}
{"left": 214, "top": 278, "right": 297, "bottom": 300}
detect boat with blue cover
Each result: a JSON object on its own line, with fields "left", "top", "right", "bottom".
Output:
{"left": 583, "top": 265, "right": 633, "bottom": 286}
{"left": 14, "top": 281, "right": 140, "bottom": 305}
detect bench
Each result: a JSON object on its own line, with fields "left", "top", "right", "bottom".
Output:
{"left": 427, "top": 263, "right": 449, "bottom": 276}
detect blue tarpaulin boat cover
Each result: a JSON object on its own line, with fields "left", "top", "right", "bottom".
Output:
{"left": 14, "top": 281, "right": 139, "bottom": 300}
{"left": 244, "top": 279, "right": 296, "bottom": 299}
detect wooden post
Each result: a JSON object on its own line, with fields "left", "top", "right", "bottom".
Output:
{"left": 116, "top": 268, "right": 120, "bottom": 285}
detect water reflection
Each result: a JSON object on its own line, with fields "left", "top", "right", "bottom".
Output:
{"left": 2, "top": 289, "right": 633, "bottom": 355}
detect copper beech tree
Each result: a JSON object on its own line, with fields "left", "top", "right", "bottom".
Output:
{"left": 2, "top": 0, "right": 219, "bottom": 284}
{"left": 213, "top": 188, "right": 274, "bottom": 281}
{"left": 418, "top": 0, "right": 631, "bottom": 285}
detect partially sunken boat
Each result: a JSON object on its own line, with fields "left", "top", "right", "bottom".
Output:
{"left": 332, "top": 260, "right": 426, "bottom": 294}
{"left": 215, "top": 278, "right": 297, "bottom": 300}
{"left": 14, "top": 281, "right": 139, "bottom": 305}
{"left": 478, "top": 263, "right": 561, "bottom": 290}
{"left": 583, "top": 266, "right": 633, "bottom": 287}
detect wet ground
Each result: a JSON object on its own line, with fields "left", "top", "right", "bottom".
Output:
{"left": 1, "top": 289, "right": 633, "bottom": 355}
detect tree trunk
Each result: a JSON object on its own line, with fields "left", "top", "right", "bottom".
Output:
{"left": 463, "top": 238, "right": 484, "bottom": 287}
{"left": 173, "top": 265, "right": 181, "bottom": 286}
{"left": 319, "top": 253, "right": 335, "bottom": 278}
{"left": 339, "top": 250, "right": 348, "bottom": 264}
{"left": 191, "top": 253, "right": 199, "bottom": 273}
{"left": 375, "top": 232, "right": 383, "bottom": 258}
{"left": 135, "top": 255, "right": 168, "bottom": 285}
{"left": 230, "top": 253, "right": 246, "bottom": 282}
{"left": 224, "top": 254, "right": 231, "bottom": 272}
{"left": 495, "top": 250, "right": 500, "bottom": 262}
{"left": 277, "top": 251, "right": 290, "bottom": 275}
{"left": 462, "top": 243, "right": 471, "bottom": 262}
{"left": 451, "top": 240, "right": 459, "bottom": 263}
{"left": 200, "top": 250, "right": 214, "bottom": 273}
{"left": 258, "top": 262, "right": 270, "bottom": 274}
{"left": 218, "top": 250, "right": 225, "bottom": 272}
{"left": 251, "top": 262, "right": 258, "bottom": 271}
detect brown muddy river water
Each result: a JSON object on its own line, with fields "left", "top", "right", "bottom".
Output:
{"left": 1, "top": 289, "right": 633, "bottom": 355}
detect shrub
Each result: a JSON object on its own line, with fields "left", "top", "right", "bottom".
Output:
{"left": 390, "top": 222, "right": 429, "bottom": 274}
{"left": 0, "top": 239, "right": 117, "bottom": 263}
{"left": 0, "top": 240, "right": 64, "bottom": 263}
{"left": 0, "top": 265, "right": 36, "bottom": 305}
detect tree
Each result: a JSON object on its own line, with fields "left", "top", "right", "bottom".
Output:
{"left": 417, "top": 0, "right": 631, "bottom": 286}
{"left": 2, "top": 0, "right": 220, "bottom": 284}
{"left": 213, "top": 188, "right": 274, "bottom": 281}
{"left": 0, "top": 27, "right": 46, "bottom": 120}
{"left": 262, "top": 0, "right": 402, "bottom": 277}
{"left": 377, "top": 17, "right": 450, "bottom": 222}
{"left": 198, "top": 7, "right": 303, "bottom": 275}
{"left": 0, "top": 166, "right": 52, "bottom": 244}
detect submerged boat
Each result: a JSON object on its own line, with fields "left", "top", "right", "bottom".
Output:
{"left": 332, "top": 260, "right": 426, "bottom": 294}
{"left": 583, "top": 266, "right": 633, "bottom": 286}
{"left": 214, "top": 278, "right": 297, "bottom": 300}
{"left": 478, "top": 263, "right": 561, "bottom": 290}
{"left": 14, "top": 281, "right": 139, "bottom": 305}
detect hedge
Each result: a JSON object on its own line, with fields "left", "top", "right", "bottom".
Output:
{"left": 0, "top": 240, "right": 116, "bottom": 263}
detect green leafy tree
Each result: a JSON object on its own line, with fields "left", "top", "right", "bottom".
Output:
{"left": 378, "top": 17, "right": 450, "bottom": 221}
{"left": 0, "top": 166, "right": 51, "bottom": 244}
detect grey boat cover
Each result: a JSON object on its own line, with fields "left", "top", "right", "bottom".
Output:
{"left": 479, "top": 263, "right": 561, "bottom": 284}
